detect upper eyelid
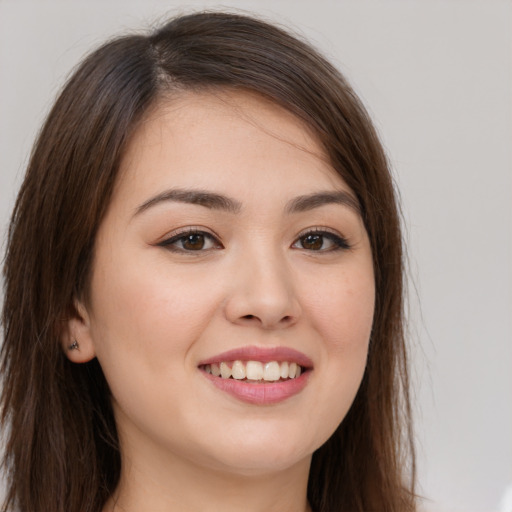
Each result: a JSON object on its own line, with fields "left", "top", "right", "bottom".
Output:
{"left": 158, "top": 227, "right": 221, "bottom": 244}
{"left": 297, "top": 227, "right": 335, "bottom": 235}
{"left": 294, "top": 226, "right": 346, "bottom": 240}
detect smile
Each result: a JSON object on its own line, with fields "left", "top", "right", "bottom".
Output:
{"left": 198, "top": 347, "right": 313, "bottom": 404}
{"left": 201, "top": 360, "right": 303, "bottom": 381}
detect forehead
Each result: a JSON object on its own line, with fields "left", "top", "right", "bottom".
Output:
{"left": 115, "top": 89, "right": 351, "bottom": 208}
{"left": 138, "top": 89, "right": 323, "bottom": 146}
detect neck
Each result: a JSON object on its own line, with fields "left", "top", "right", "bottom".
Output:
{"left": 103, "top": 448, "right": 313, "bottom": 512}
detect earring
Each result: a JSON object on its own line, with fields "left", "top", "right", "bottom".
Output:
{"left": 68, "top": 340, "right": 79, "bottom": 351}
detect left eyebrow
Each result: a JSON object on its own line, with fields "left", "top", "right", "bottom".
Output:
{"left": 285, "top": 191, "right": 361, "bottom": 215}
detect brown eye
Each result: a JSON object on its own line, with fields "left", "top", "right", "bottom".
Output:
{"left": 292, "top": 230, "right": 351, "bottom": 252}
{"left": 159, "top": 230, "right": 221, "bottom": 252}
{"left": 182, "top": 233, "right": 206, "bottom": 250}
{"left": 300, "top": 234, "right": 324, "bottom": 250}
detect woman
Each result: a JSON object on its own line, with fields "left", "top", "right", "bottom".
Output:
{"left": 1, "top": 11, "right": 416, "bottom": 512}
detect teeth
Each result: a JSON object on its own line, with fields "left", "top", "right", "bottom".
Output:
{"left": 232, "top": 360, "right": 246, "bottom": 380}
{"left": 246, "top": 361, "right": 263, "bottom": 380}
{"left": 220, "top": 362, "right": 231, "bottom": 379}
{"left": 280, "top": 361, "right": 289, "bottom": 379}
{"left": 204, "top": 360, "right": 304, "bottom": 381}
{"left": 263, "top": 361, "right": 280, "bottom": 381}
{"left": 211, "top": 363, "right": 221, "bottom": 377}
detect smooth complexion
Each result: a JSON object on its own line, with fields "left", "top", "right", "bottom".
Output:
{"left": 65, "top": 90, "right": 375, "bottom": 512}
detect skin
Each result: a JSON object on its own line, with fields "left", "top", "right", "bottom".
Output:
{"left": 64, "top": 90, "right": 375, "bottom": 512}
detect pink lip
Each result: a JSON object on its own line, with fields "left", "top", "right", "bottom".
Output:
{"left": 198, "top": 346, "right": 313, "bottom": 368}
{"left": 198, "top": 346, "right": 313, "bottom": 405}
{"left": 201, "top": 370, "right": 310, "bottom": 405}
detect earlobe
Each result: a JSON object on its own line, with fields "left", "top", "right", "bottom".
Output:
{"left": 61, "top": 300, "right": 97, "bottom": 363}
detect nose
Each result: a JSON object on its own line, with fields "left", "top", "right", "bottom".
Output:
{"left": 224, "top": 249, "right": 301, "bottom": 330}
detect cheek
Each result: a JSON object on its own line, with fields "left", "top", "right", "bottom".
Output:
{"left": 89, "top": 258, "right": 221, "bottom": 365}
{"left": 304, "top": 262, "right": 375, "bottom": 353}
{"left": 298, "top": 260, "right": 374, "bottom": 438}
{"left": 86, "top": 256, "right": 224, "bottom": 432}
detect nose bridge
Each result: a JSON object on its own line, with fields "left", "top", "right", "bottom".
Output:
{"left": 224, "top": 240, "right": 300, "bottom": 329}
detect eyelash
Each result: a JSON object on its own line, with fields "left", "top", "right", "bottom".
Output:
{"left": 157, "top": 227, "right": 222, "bottom": 253}
{"left": 157, "top": 227, "right": 351, "bottom": 253}
{"left": 292, "top": 228, "right": 351, "bottom": 252}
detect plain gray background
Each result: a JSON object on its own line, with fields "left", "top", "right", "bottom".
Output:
{"left": 1, "top": 1, "right": 511, "bottom": 511}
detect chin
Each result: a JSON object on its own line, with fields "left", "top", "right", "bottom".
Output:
{"left": 193, "top": 426, "right": 320, "bottom": 476}
{"left": 209, "top": 448, "right": 312, "bottom": 477}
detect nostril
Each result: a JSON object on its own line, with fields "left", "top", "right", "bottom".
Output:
{"left": 241, "top": 314, "right": 294, "bottom": 324}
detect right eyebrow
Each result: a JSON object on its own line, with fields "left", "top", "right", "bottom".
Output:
{"left": 133, "top": 188, "right": 243, "bottom": 217}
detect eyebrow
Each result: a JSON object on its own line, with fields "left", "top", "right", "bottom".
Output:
{"left": 134, "top": 188, "right": 242, "bottom": 216}
{"left": 133, "top": 188, "right": 360, "bottom": 217}
{"left": 285, "top": 190, "right": 361, "bottom": 215}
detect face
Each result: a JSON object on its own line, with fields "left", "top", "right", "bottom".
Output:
{"left": 69, "top": 90, "right": 375, "bottom": 478}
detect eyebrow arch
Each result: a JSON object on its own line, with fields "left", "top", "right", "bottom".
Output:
{"left": 285, "top": 191, "right": 361, "bottom": 215}
{"left": 134, "top": 188, "right": 243, "bottom": 216}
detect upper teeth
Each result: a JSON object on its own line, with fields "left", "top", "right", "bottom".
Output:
{"left": 203, "top": 360, "right": 302, "bottom": 381}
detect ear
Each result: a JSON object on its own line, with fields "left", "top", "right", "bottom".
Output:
{"left": 61, "top": 299, "right": 97, "bottom": 363}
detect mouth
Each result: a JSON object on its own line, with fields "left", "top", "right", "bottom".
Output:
{"left": 198, "top": 346, "right": 313, "bottom": 404}
{"left": 199, "top": 360, "right": 305, "bottom": 383}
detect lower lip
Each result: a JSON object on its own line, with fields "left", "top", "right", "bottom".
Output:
{"left": 201, "top": 371, "right": 310, "bottom": 405}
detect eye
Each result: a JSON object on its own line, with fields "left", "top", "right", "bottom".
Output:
{"left": 158, "top": 229, "right": 222, "bottom": 252}
{"left": 292, "top": 229, "right": 350, "bottom": 252}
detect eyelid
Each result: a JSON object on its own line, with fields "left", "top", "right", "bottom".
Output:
{"left": 156, "top": 226, "right": 223, "bottom": 250}
{"left": 294, "top": 226, "right": 342, "bottom": 239}
{"left": 292, "top": 227, "right": 351, "bottom": 251}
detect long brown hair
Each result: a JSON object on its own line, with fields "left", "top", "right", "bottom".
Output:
{"left": 1, "top": 11, "right": 415, "bottom": 512}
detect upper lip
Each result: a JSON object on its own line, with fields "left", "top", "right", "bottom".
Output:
{"left": 198, "top": 345, "right": 313, "bottom": 369}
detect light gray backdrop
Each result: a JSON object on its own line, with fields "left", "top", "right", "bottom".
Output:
{"left": 1, "top": 1, "right": 511, "bottom": 511}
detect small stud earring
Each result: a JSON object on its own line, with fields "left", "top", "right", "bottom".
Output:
{"left": 68, "top": 340, "right": 79, "bottom": 351}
